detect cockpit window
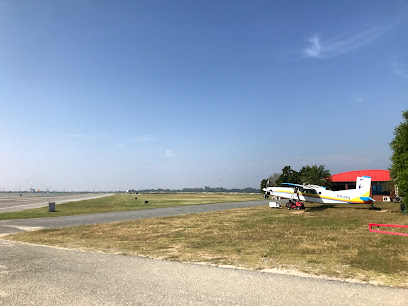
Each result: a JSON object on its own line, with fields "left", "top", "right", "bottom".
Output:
{"left": 302, "top": 189, "right": 317, "bottom": 195}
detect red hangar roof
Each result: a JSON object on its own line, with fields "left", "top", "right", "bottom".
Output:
{"left": 330, "top": 170, "right": 390, "bottom": 182}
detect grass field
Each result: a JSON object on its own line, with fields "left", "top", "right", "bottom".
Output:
{"left": 0, "top": 193, "right": 262, "bottom": 220}
{"left": 6, "top": 201, "right": 408, "bottom": 287}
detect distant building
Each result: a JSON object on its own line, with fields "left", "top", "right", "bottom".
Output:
{"left": 330, "top": 170, "right": 392, "bottom": 202}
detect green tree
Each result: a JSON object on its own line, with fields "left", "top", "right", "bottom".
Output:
{"left": 267, "top": 173, "right": 280, "bottom": 187}
{"left": 260, "top": 173, "right": 280, "bottom": 193}
{"left": 390, "top": 110, "right": 408, "bottom": 204}
{"left": 276, "top": 166, "right": 300, "bottom": 186}
{"left": 260, "top": 179, "right": 268, "bottom": 193}
{"left": 300, "top": 164, "right": 332, "bottom": 188}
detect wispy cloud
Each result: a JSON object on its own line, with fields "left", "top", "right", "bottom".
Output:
{"left": 392, "top": 59, "right": 408, "bottom": 78}
{"left": 164, "top": 149, "right": 175, "bottom": 158}
{"left": 303, "top": 27, "right": 386, "bottom": 59}
{"left": 304, "top": 35, "right": 321, "bottom": 57}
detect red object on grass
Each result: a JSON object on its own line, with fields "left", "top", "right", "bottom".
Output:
{"left": 369, "top": 223, "right": 408, "bottom": 237}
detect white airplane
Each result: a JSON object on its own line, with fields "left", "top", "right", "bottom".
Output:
{"left": 263, "top": 176, "right": 375, "bottom": 204}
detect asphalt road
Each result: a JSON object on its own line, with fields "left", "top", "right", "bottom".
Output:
{"left": 1, "top": 240, "right": 407, "bottom": 305}
{"left": 0, "top": 200, "right": 270, "bottom": 235}
{"left": 0, "top": 193, "right": 113, "bottom": 213}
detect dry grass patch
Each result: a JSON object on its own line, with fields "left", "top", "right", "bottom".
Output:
{"left": 6, "top": 202, "right": 408, "bottom": 287}
{"left": 0, "top": 193, "right": 262, "bottom": 220}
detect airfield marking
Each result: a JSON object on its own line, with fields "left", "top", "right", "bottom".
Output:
{"left": 0, "top": 194, "right": 113, "bottom": 212}
{"left": 0, "top": 202, "right": 59, "bottom": 210}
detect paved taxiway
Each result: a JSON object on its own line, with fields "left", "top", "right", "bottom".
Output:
{"left": 0, "top": 200, "right": 269, "bottom": 235}
{"left": 0, "top": 193, "right": 113, "bottom": 213}
{"left": 1, "top": 239, "right": 407, "bottom": 305}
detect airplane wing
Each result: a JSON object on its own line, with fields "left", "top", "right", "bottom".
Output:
{"left": 281, "top": 183, "right": 304, "bottom": 188}
{"left": 306, "top": 184, "right": 326, "bottom": 190}
{"left": 282, "top": 183, "right": 325, "bottom": 193}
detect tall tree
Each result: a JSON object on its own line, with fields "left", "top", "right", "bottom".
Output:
{"left": 260, "top": 179, "right": 268, "bottom": 192}
{"left": 260, "top": 173, "right": 281, "bottom": 193}
{"left": 390, "top": 110, "right": 408, "bottom": 204}
{"left": 267, "top": 173, "right": 280, "bottom": 187}
{"left": 300, "top": 164, "right": 332, "bottom": 188}
{"left": 276, "top": 166, "right": 300, "bottom": 186}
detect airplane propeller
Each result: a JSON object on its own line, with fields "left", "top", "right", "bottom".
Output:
{"left": 264, "top": 180, "right": 270, "bottom": 199}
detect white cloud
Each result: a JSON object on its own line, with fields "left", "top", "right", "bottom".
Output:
{"left": 392, "top": 59, "right": 408, "bottom": 78}
{"left": 303, "top": 27, "right": 386, "bottom": 59}
{"left": 304, "top": 35, "right": 321, "bottom": 57}
{"left": 164, "top": 149, "right": 175, "bottom": 158}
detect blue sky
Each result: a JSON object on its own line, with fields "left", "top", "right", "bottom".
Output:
{"left": 1, "top": 0, "right": 408, "bottom": 191}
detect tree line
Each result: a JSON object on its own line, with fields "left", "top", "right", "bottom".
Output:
{"left": 128, "top": 186, "right": 259, "bottom": 194}
{"left": 261, "top": 165, "right": 332, "bottom": 191}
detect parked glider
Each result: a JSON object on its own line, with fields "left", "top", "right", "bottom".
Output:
{"left": 263, "top": 176, "right": 375, "bottom": 204}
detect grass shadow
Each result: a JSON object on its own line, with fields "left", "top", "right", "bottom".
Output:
{"left": 305, "top": 205, "right": 331, "bottom": 212}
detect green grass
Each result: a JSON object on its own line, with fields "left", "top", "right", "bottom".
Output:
{"left": 6, "top": 201, "right": 408, "bottom": 287}
{"left": 0, "top": 193, "right": 262, "bottom": 220}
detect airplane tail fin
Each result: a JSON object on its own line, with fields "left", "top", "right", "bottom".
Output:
{"left": 357, "top": 176, "right": 374, "bottom": 202}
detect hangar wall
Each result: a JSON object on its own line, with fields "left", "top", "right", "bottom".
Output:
{"left": 330, "top": 170, "right": 391, "bottom": 202}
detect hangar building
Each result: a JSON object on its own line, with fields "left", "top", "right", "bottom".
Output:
{"left": 330, "top": 170, "right": 391, "bottom": 202}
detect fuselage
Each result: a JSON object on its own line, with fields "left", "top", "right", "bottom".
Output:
{"left": 264, "top": 176, "right": 374, "bottom": 204}
{"left": 267, "top": 187, "right": 371, "bottom": 204}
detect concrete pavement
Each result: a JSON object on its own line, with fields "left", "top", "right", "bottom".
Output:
{"left": 0, "top": 193, "right": 113, "bottom": 212}
{"left": 0, "top": 200, "right": 270, "bottom": 235}
{"left": 1, "top": 239, "right": 407, "bottom": 305}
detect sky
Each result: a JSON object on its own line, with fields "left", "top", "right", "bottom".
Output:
{"left": 1, "top": 0, "right": 408, "bottom": 191}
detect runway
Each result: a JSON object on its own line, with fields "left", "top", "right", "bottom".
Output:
{"left": 0, "top": 200, "right": 269, "bottom": 235}
{"left": 0, "top": 193, "right": 113, "bottom": 213}
{"left": 1, "top": 239, "right": 407, "bottom": 305}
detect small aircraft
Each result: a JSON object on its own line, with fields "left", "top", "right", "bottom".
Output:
{"left": 263, "top": 176, "right": 375, "bottom": 205}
